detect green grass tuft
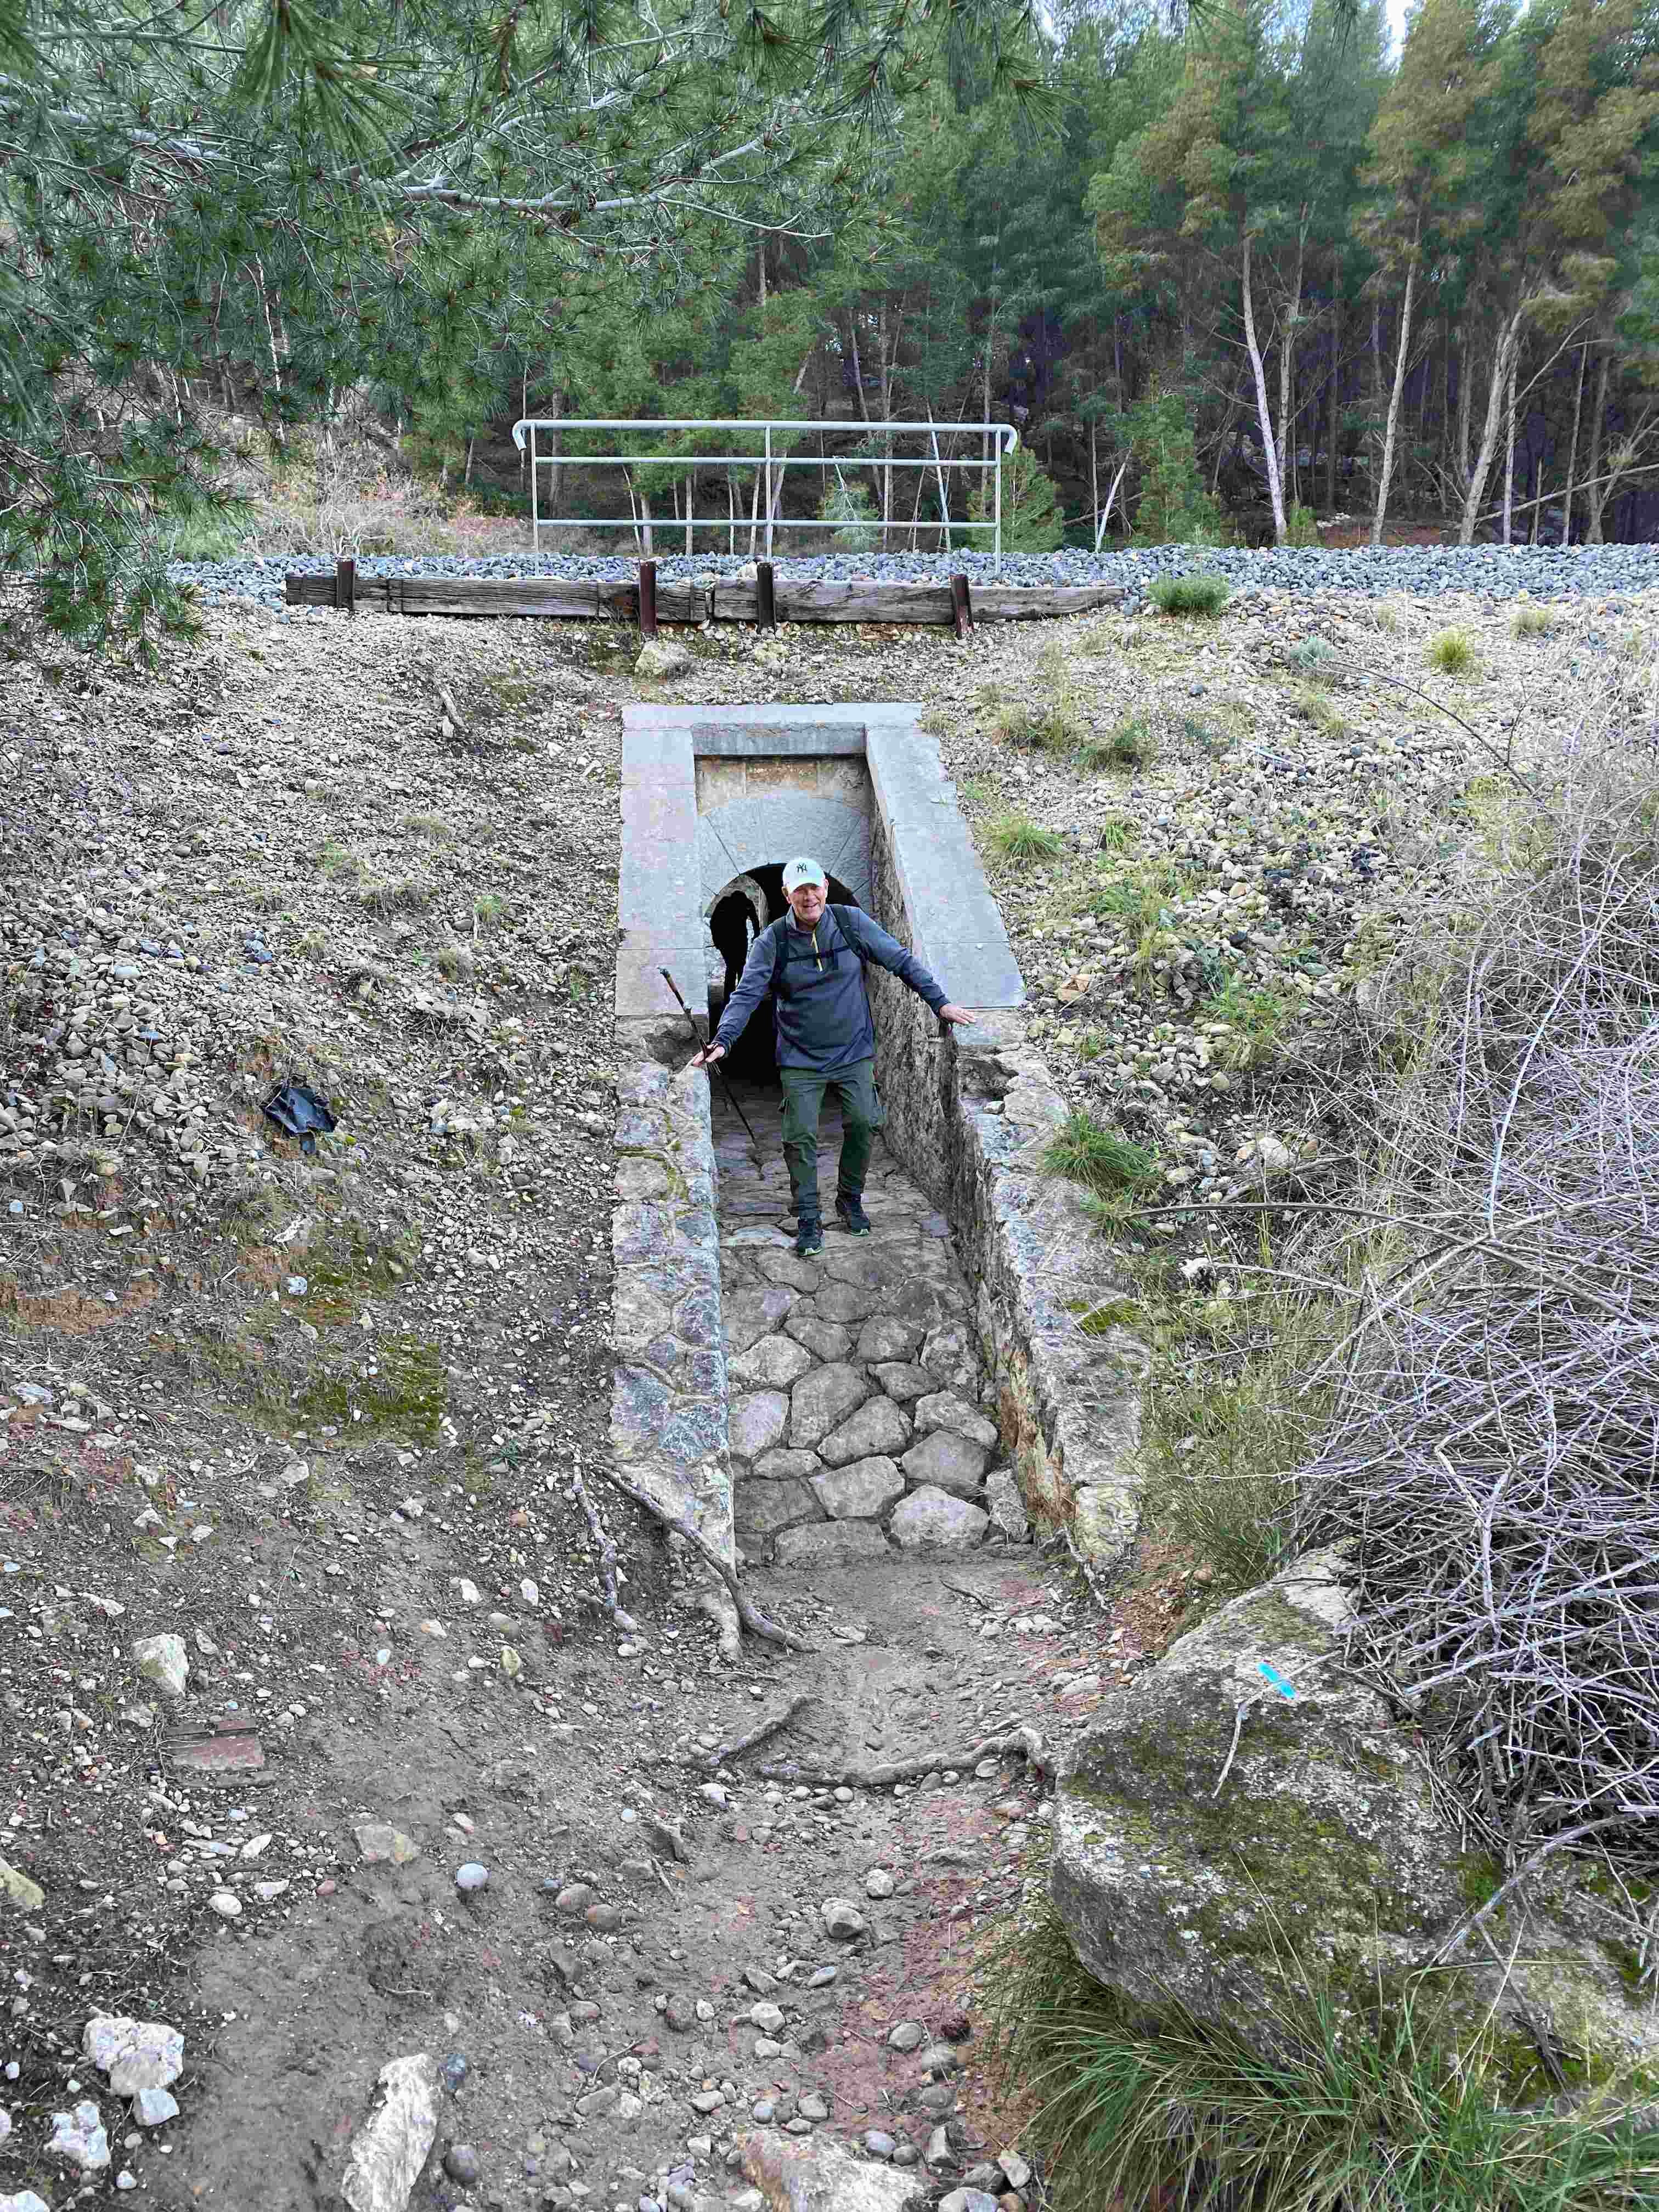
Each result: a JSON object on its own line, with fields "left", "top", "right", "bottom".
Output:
{"left": 1427, "top": 627, "right": 1476, "bottom": 676}
{"left": 986, "top": 812, "right": 1065, "bottom": 864}
{"left": 317, "top": 839, "right": 363, "bottom": 880}
{"left": 1079, "top": 714, "right": 1158, "bottom": 772}
{"left": 1510, "top": 603, "right": 1555, "bottom": 639}
{"left": 1149, "top": 572, "right": 1231, "bottom": 618}
{"left": 1200, "top": 974, "right": 1295, "bottom": 1070}
{"left": 1043, "top": 1109, "right": 1159, "bottom": 1198}
{"left": 986, "top": 1889, "right": 1659, "bottom": 2212}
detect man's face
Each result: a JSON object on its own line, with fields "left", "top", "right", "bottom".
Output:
{"left": 788, "top": 879, "right": 826, "bottom": 927}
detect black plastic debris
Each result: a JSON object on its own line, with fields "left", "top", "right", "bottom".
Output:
{"left": 262, "top": 1081, "right": 337, "bottom": 1155}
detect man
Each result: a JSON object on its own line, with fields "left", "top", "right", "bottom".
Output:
{"left": 690, "top": 856, "right": 973, "bottom": 1256}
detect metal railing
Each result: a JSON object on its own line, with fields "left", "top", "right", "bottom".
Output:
{"left": 509, "top": 416, "right": 1021, "bottom": 572}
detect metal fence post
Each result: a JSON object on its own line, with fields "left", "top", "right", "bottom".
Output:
{"left": 763, "top": 425, "right": 774, "bottom": 562}
{"left": 994, "top": 432, "right": 1003, "bottom": 577}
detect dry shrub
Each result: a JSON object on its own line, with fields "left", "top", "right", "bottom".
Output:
{"left": 1297, "top": 710, "right": 1659, "bottom": 1880}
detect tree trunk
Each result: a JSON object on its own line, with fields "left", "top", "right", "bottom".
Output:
{"left": 1372, "top": 245, "right": 1418, "bottom": 549}
{"left": 1240, "top": 233, "right": 1288, "bottom": 542}
{"left": 1327, "top": 249, "right": 1341, "bottom": 516}
{"left": 1529, "top": 456, "right": 1542, "bottom": 545}
{"left": 1455, "top": 323, "right": 1472, "bottom": 492}
{"left": 1277, "top": 220, "right": 1306, "bottom": 519}
{"left": 1562, "top": 340, "right": 1588, "bottom": 546}
{"left": 464, "top": 432, "right": 475, "bottom": 488}
{"left": 1501, "top": 351, "right": 1516, "bottom": 545}
{"left": 1458, "top": 311, "right": 1523, "bottom": 545}
{"left": 1585, "top": 349, "right": 1612, "bottom": 543}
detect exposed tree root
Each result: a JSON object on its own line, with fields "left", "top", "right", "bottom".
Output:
{"left": 602, "top": 1464, "right": 812, "bottom": 1651}
{"left": 757, "top": 1724, "right": 1050, "bottom": 1791}
{"left": 686, "top": 1693, "right": 812, "bottom": 1771}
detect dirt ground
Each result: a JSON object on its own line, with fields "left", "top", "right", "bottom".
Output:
{"left": 1, "top": 578, "right": 1635, "bottom": 2209}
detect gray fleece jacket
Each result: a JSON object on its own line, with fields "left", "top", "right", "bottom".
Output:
{"left": 712, "top": 905, "right": 947, "bottom": 1074}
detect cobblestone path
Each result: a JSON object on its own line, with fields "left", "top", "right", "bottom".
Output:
{"left": 714, "top": 1087, "right": 1025, "bottom": 1565}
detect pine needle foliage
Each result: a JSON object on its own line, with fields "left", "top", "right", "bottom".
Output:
{"left": 1, "top": 0, "right": 1053, "bottom": 646}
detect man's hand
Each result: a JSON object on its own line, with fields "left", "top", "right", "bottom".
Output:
{"left": 938, "top": 1003, "right": 975, "bottom": 1028}
{"left": 689, "top": 1041, "right": 727, "bottom": 1071}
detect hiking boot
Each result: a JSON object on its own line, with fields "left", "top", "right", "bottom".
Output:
{"left": 795, "top": 1215, "right": 825, "bottom": 1258}
{"left": 835, "top": 1193, "right": 872, "bottom": 1237}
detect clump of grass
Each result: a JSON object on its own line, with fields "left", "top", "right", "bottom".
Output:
{"left": 360, "top": 878, "right": 432, "bottom": 917}
{"left": 433, "top": 944, "right": 476, "bottom": 981}
{"left": 1079, "top": 713, "right": 1159, "bottom": 773}
{"left": 1287, "top": 636, "right": 1339, "bottom": 684}
{"left": 1096, "top": 815, "right": 1135, "bottom": 853}
{"left": 1181, "top": 712, "right": 1232, "bottom": 758}
{"left": 400, "top": 812, "right": 457, "bottom": 843}
{"left": 986, "top": 1891, "right": 1659, "bottom": 2212}
{"left": 1292, "top": 687, "right": 1349, "bottom": 739}
{"left": 473, "top": 891, "right": 511, "bottom": 929}
{"left": 1077, "top": 1029, "right": 1108, "bottom": 1063}
{"left": 988, "top": 639, "right": 1086, "bottom": 750}
{"left": 318, "top": 839, "right": 363, "bottom": 879}
{"left": 1086, "top": 860, "right": 1193, "bottom": 933}
{"left": 1043, "top": 1109, "right": 1159, "bottom": 1198}
{"left": 1200, "top": 974, "right": 1295, "bottom": 1070}
{"left": 1426, "top": 626, "right": 1476, "bottom": 676}
{"left": 986, "top": 813, "right": 1065, "bottom": 865}
{"left": 1510, "top": 603, "right": 1555, "bottom": 639}
{"left": 1148, "top": 572, "right": 1231, "bottom": 618}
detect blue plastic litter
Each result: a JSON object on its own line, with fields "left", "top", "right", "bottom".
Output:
{"left": 262, "top": 1081, "right": 337, "bottom": 1155}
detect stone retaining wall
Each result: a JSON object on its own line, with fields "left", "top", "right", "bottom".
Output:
{"left": 608, "top": 1057, "right": 733, "bottom": 1563}
{"left": 862, "top": 732, "right": 1142, "bottom": 1560}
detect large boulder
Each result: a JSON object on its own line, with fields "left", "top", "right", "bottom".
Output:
{"left": 1052, "top": 1550, "right": 1659, "bottom": 2096}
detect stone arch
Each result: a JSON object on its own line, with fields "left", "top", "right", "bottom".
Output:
{"left": 701, "top": 871, "right": 768, "bottom": 933}
{"left": 696, "top": 794, "right": 872, "bottom": 914}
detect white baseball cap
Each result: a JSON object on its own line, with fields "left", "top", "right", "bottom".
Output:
{"left": 782, "top": 855, "right": 827, "bottom": 893}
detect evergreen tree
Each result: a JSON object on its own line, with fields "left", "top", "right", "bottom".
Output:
{"left": 1, "top": 0, "right": 1053, "bottom": 644}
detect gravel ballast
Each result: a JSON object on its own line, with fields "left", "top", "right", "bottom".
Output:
{"left": 168, "top": 541, "right": 1659, "bottom": 614}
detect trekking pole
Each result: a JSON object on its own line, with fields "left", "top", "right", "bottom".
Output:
{"left": 660, "top": 968, "right": 765, "bottom": 1169}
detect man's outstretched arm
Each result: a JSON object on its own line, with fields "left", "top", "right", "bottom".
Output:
{"left": 842, "top": 909, "right": 974, "bottom": 1028}
{"left": 691, "top": 930, "right": 774, "bottom": 1066}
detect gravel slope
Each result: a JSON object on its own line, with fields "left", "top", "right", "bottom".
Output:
{"left": 169, "top": 540, "right": 1659, "bottom": 614}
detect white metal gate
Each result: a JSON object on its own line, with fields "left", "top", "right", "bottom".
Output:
{"left": 509, "top": 416, "right": 1020, "bottom": 572}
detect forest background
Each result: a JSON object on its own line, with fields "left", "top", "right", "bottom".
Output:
{"left": 5, "top": 0, "right": 1659, "bottom": 646}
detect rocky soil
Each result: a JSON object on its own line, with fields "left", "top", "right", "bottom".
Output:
{"left": 2, "top": 570, "right": 1649, "bottom": 2211}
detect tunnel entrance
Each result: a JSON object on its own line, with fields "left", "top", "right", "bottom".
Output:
{"left": 613, "top": 702, "right": 1136, "bottom": 1586}
{"left": 705, "top": 862, "right": 861, "bottom": 1084}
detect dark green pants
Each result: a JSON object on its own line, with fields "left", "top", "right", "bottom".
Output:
{"left": 780, "top": 1058, "right": 883, "bottom": 1220}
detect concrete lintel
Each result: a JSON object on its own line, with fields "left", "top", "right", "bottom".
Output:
{"left": 691, "top": 722, "right": 867, "bottom": 757}
{"left": 624, "top": 702, "right": 924, "bottom": 759}
{"left": 866, "top": 719, "right": 1024, "bottom": 1012}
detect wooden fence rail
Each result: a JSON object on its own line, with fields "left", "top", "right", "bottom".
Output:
{"left": 283, "top": 560, "right": 1125, "bottom": 629}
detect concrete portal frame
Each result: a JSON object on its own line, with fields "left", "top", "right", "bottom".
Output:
{"left": 617, "top": 702, "right": 1025, "bottom": 1045}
